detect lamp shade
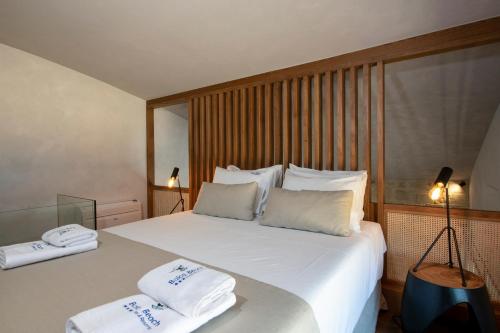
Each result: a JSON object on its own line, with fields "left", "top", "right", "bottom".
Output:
{"left": 433, "top": 167, "right": 453, "bottom": 186}
{"left": 167, "top": 167, "right": 180, "bottom": 188}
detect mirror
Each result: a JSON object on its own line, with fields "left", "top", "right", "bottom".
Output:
{"left": 154, "top": 103, "right": 189, "bottom": 188}
{"left": 385, "top": 42, "right": 500, "bottom": 211}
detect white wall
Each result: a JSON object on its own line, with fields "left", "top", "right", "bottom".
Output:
{"left": 154, "top": 106, "right": 189, "bottom": 187}
{"left": 470, "top": 104, "right": 500, "bottom": 211}
{"left": 0, "top": 43, "right": 146, "bottom": 214}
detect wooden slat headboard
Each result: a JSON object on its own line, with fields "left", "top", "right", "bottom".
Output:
{"left": 187, "top": 63, "right": 382, "bottom": 223}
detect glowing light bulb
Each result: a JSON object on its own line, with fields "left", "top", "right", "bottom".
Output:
{"left": 430, "top": 186, "right": 443, "bottom": 201}
{"left": 167, "top": 177, "right": 176, "bottom": 188}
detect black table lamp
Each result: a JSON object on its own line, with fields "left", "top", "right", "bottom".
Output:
{"left": 413, "top": 166, "right": 467, "bottom": 287}
{"left": 167, "top": 167, "right": 185, "bottom": 214}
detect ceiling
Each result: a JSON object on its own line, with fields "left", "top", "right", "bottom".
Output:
{"left": 1, "top": 1, "right": 499, "bottom": 100}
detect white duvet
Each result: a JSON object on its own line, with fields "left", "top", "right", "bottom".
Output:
{"left": 106, "top": 211, "right": 386, "bottom": 333}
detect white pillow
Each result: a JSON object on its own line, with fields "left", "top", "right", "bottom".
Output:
{"left": 282, "top": 169, "right": 365, "bottom": 232}
{"left": 227, "top": 164, "right": 283, "bottom": 187}
{"left": 213, "top": 167, "right": 274, "bottom": 216}
{"left": 289, "top": 163, "right": 367, "bottom": 181}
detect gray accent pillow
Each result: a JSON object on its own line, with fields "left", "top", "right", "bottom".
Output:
{"left": 193, "top": 182, "right": 258, "bottom": 221}
{"left": 260, "top": 188, "right": 353, "bottom": 236}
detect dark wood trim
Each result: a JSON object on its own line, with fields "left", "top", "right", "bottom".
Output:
{"left": 377, "top": 62, "right": 385, "bottom": 227}
{"left": 153, "top": 185, "right": 190, "bottom": 193}
{"left": 146, "top": 107, "right": 154, "bottom": 218}
{"left": 363, "top": 64, "right": 372, "bottom": 220}
{"left": 385, "top": 203, "right": 500, "bottom": 222}
{"left": 147, "top": 17, "right": 500, "bottom": 108}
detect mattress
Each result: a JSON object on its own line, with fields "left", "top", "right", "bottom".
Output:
{"left": 107, "top": 211, "right": 386, "bottom": 333}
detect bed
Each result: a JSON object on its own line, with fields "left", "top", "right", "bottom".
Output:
{"left": 0, "top": 210, "right": 385, "bottom": 333}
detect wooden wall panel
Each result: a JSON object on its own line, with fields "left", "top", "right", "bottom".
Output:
{"left": 302, "top": 76, "right": 312, "bottom": 168}
{"left": 211, "top": 94, "right": 218, "bottom": 177}
{"left": 240, "top": 88, "right": 248, "bottom": 169}
{"left": 248, "top": 86, "right": 256, "bottom": 169}
{"left": 225, "top": 91, "right": 233, "bottom": 165}
{"left": 377, "top": 61, "right": 385, "bottom": 226}
{"left": 256, "top": 85, "right": 265, "bottom": 167}
{"left": 205, "top": 96, "right": 212, "bottom": 181}
{"left": 218, "top": 93, "right": 225, "bottom": 167}
{"left": 336, "top": 69, "right": 345, "bottom": 170}
{"left": 193, "top": 98, "right": 200, "bottom": 200}
{"left": 264, "top": 83, "right": 273, "bottom": 166}
{"left": 313, "top": 73, "right": 322, "bottom": 169}
{"left": 273, "top": 82, "right": 283, "bottom": 164}
{"left": 283, "top": 80, "right": 292, "bottom": 169}
{"left": 325, "top": 71, "right": 334, "bottom": 170}
{"left": 363, "top": 64, "right": 372, "bottom": 220}
{"left": 292, "top": 78, "right": 301, "bottom": 166}
{"left": 349, "top": 67, "right": 358, "bottom": 171}
{"left": 233, "top": 90, "right": 240, "bottom": 166}
{"left": 188, "top": 100, "right": 195, "bottom": 209}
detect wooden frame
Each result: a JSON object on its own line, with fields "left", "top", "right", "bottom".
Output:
{"left": 146, "top": 16, "right": 500, "bottom": 226}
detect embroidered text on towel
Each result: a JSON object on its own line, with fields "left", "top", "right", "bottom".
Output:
{"left": 168, "top": 266, "right": 204, "bottom": 286}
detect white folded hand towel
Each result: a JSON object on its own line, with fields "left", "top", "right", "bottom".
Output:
{"left": 66, "top": 293, "right": 236, "bottom": 333}
{"left": 138, "top": 259, "right": 236, "bottom": 318}
{"left": 42, "top": 224, "right": 97, "bottom": 247}
{"left": 0, "top": 240, "right": 98, "bottom": 269}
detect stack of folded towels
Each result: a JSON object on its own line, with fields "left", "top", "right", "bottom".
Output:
{"left": 0, "top": 224, "right": 98, "bottom": 269}
{"left": 66, "top": 259, "right": 237, "bottom": 333}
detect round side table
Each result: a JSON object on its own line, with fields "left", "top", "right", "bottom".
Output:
{"left": 401, "top": 262, "right": 497, "bottom": 333}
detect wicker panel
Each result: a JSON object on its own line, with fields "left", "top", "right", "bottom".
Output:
{"left": 386, "top": 210, "right": 500, "bottom": 302}
{"left": 153, "top": 190, "right": 190, "bottom": 217}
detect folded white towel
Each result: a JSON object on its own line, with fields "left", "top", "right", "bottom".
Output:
{"left": 0, "top": 240, "right": 98, "bottom": 269}
{"left": 138, "top": 259, "right": 236, "bottom": 318}
{"left": 42, "top": 224, "right": 98, "bottom": 247}
{"left": 66, "top": 293, "right": 236, "bottom": 333}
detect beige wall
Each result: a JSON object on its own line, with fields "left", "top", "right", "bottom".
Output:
{"left": 0, "top": 43, "right": 146, "bottom": 214}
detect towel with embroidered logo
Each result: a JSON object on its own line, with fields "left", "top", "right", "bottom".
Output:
{"left": 42, "top": 224, "right": 97, "bottom": 247}
{"left": 138, "top": 259, "right": 236, "bottom": 317}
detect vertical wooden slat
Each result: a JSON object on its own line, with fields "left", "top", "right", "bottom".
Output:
{"left": 350, "top": 67, "right": 358, "bottom": 170}
{"left": 240, "top": 88, "right": 248, "bottom": 169}
{"left": 337, "top": 69, "right": 346, "bottom": 170}
{"left": 248, "top": 86, "right": 256, "bottom": 169}
{"left": 264, "top": 83, "right": 273, "bottom": 166}
{"left": 193, "top": 98, "right": 200, "bottom": 202}
{"left": 377, "top": 61, "right": 385, "bottom": 227}
{"left": 200, "top": 96, "right": 206, "bottom": 182}
{"left": 256, "top": 85, "right": 265, "bottom": 167}
{"left": 302, "top": 76, "right": 312, "bottom": 168}
{"left": 292, "top": 78, "right": 302, "bottom": 166}
{"left": 218, "top": 93, "right": 225, "bottom": 167}
{"left": 283, "top": 80, "right": 292, "bottom": 170}
{"left": 188, "top": 100, "right": 195, "bottom": 209}
{"left": 225, "top": 91, "right": 233, "bottom": 165}
{"left": 273, "top": 82, "right": 283, "bottom": 164}
{"left": 313, "top": 73, "right": 322, "bottom": 169}
{"left": 146, "top": 107, "right": 155, "bottom": 217}
{"left": 205, "top": 96, "right": 212, "bottom": 181}
{"left": 325, "top": 71, "right": 334, "bottom": 170}
{"left": 233, "top": 89, "right": 240, "bottom": 167}
{"left": 363, "top": 64, "right": 372, "bottom": 219}
{"left": 211, "top": 94, "right": 218, "bottom": 178}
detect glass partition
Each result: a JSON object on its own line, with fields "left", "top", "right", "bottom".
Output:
{"left": 384, "top": 42, "right": 500, "bottom": 211}
{"left": 0, "top": 194, "right": 96, "bottom": 246}
{"left": 154, "top": 103, "right": 189, "bottom": 188}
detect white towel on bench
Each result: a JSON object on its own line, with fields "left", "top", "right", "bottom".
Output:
{"left": 66, "top": 293, "right": 236, "bottom": 333}
{"left": 42, "top": 224, "right": 97, "bottom": 247}
{"left": 138, "top": 259, "right": 236, "bottom": 317}
{"left": 0, "top": 240, "right": 98, "bottom": 269}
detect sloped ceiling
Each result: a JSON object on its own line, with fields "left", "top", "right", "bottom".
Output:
{"left": 1, "top": 0, "right": 499, "bottom": 100}
{"left": 385, "top": 43, "right": 500, "bottom": 181}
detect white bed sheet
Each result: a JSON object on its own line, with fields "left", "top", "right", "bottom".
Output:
{"left": 106, "top": 211, "right": 386, "bottom": 333}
